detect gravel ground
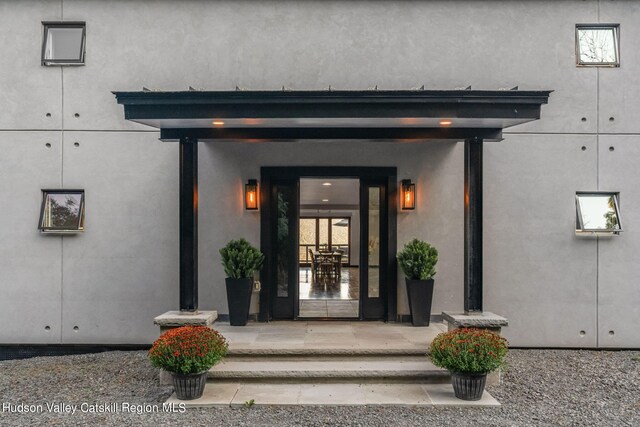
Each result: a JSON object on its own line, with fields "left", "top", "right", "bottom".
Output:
{"left": 0, "top": 349, "right": 638, "bottom": 426}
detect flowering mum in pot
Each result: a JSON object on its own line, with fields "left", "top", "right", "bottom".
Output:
{"left": 149, "top": 325, "right": 229, "bottom": 400}
{"left": 429, "top": 328, "right": 508, "bottom": 401}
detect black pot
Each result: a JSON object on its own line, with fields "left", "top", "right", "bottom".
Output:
{"left": 451, "top": 372, "right": 487, "bottom": 401}
{"left": 172, "top": 371, "right": 208, "bottom": 400}
{"left": 405, "top": 278, "right": 434, "bottom": 326}
{"left": 225, "top": 277, "right": 253, "bottom": 326}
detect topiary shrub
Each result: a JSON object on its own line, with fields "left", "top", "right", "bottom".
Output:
{"left": 220, "top": 238, "right": 265, "bottom": 279}
{"left": 397, "top": 238, "right": 438, "bottom": 280}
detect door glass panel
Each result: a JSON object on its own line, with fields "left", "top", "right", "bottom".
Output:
{"left": 331, "top": 218, "right": 349, "bottom": 264}
{"left": 299, "top": 218, "right": 316, "bottom": 264}
{"left": 368, "top": 187, "right": 381, "bottom": 298}
{"left": 276, "top": 186, "right": 292, "bottom": 297}
{"left": 319, "top": 218, "right": 329, "bottom": 251}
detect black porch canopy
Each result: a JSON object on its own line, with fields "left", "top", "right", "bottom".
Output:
{"left": 114, "top": 89, "right": 551, "bottom": 316}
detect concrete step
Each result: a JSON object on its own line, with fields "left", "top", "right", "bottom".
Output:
{"left": 208, "top": 355, "right": 449, "bottom": 383}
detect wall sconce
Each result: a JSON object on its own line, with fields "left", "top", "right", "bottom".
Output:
{"left": 245, "top": 179, "right": 259, "bottom": 210}
{"left": 401, "top": 179, "right": 416, "bottom": 211}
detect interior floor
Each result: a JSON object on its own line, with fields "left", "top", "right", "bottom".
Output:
{"left": 299, "top": 266, "right": 360, "bottom": 318}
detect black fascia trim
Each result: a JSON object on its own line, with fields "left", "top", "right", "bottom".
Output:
{"left": 126, "top": 102, "right": 541, "bottom": 121}
{"left": 160, "top": 127, "right": 503, "bottom": 141}
{"left": 113, "top": 89, "right": 552, "bottom": 106}
{"left": 114, "top": 90, "right": 551, "bottom": 122}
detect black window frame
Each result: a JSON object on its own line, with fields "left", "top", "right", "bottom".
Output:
{"left": 38, "top": 189, "right": 85, "bottom": 233}
{"left": 41, "top": 21, "right": 86, "bottom": 66}
{"left": 575, "top": 24, "right": 620, "bottom": 67}
{"left": 575, "top": 191, "right": 622, "bottom": 235}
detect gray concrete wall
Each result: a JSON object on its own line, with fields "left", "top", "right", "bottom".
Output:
{"left": 0, "top": 0, "right": 638, "bottom": 347}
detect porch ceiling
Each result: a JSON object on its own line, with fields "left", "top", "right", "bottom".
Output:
{"left": 113, "top": 89, "right": 552, "bottom": 141}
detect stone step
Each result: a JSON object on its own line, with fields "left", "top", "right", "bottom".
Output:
{"left": 165, "top": 381, "right": 500, "bottom": 407}
{"left": 208, "top": 356, "right": 449, "bottom": 383}
{"left": 228, "top": 348, "right": 429, "bottom": 357}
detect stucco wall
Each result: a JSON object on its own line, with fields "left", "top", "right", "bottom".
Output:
{"left": 0, "top": 0, "right": 638, "bottom": 346}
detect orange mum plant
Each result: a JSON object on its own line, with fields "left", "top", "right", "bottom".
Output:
{"left": 430, "top": 328, "right": 508, "bottom": 374}
{"left": 149, "top": 326, "right": 229, "bottom": 375}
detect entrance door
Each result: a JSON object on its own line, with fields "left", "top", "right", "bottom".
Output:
{"left": 260, "top": 167, "right": 396, "bottom": 322}
{"left": 360, "top": 179, "right": 388, "bottom": 319}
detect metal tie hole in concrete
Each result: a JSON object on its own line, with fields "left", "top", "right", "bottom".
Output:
{"left": 581, "top": 117, "right": 587, "bottom": 122}
{"left": 74, "top": 142, "right": 80, "bottom": 147}
{"left": 45, "top": 143, "right": 51, "bottom": 148}
{"left": 45, "top": 113, "right": 51, "bottom": 117}
{"left": 609, "top": 146, "right": 615, "bottom": 151}
{"left": 579, "top": 330, "right": 586, "bottom": 336}
{"left": 581, "top": 146, "right": 587, "bottom": 151}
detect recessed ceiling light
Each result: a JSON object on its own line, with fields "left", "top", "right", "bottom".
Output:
{"left": 322, "top": 182, "right": 332, "bottom": 186}
{"left": 212, "top": 120, "right": 225, "bottom": 126}
{"left": 322, "top": 199, "right": 329, "bottom": 202}
{"left": 439, "top": 120, "right": 452, "bottom": 126}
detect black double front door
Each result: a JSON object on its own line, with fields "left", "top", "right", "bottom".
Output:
{"left": 259, "top": 167, "right": 397, "bottom": 322}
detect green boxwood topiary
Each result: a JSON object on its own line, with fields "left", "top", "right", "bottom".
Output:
{"left": 397, "top": 238, "right": 438, "bottom": 280}
{"left": 220, "top": 238, "right": 265, "bottom": 279}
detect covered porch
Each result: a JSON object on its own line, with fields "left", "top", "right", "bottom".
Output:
{"left": 114, "top": 89, "right": 552, "bottom": 321}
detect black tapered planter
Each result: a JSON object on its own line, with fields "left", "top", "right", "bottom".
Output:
{"left": 405, "top": 278, "right": 434, "bottom": 326}
{"left": 172, "top": 371, "right": 208, "bottom": 400}
{"left": 225, "top": 278, "right": 253, "bottom": 326}
{"left": 451, "top": 372, "right": 487, "bottom": 401}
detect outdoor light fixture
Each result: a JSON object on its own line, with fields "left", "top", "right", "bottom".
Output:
{"left": 245, "top": 179, "right": 259, "bottom": 210}
{"left": 401, "top": 179, "right": 416, "bottom": 211}
{"left": 439, "top": 120, "right": 453, "bottom": 126}
{"left": 212, "top": 120, "right": 225, "bottom": 126}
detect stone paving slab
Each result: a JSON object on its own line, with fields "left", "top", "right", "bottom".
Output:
{"left": 212, "top": 321, "right": 445, "bottom": 353}
{"left": 164, "top": 382, "right": 500, "bottom": 408}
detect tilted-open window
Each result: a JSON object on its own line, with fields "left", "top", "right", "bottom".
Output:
{"left": 576, "top": 192, "right": 622, "bottom": 235}
{"left": 576, "top": 24, "right": 620, "bottom": 67}
{"left": 41, "top": 22, "right": 86, "bottom": 66}
{"left": 38, "top": 190, "right": 85, "bottom": 233}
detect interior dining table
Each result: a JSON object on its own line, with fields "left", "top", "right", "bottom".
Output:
{"left": 313, "top": 251, "right": 343, "bottom": 280}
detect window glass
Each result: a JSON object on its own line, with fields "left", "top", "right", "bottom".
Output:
{"left": 39, "top": 190, "right": 85, "bottom": 232}
{"left": 576, "top": 192, "right": 622, "bottom": 234}
{"left": 42, "top": 23, "right": 86, "bottom": 65}
{"left": 576, "top": 26, "right": 619, "bottom": 66}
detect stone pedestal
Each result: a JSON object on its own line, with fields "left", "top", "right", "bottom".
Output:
{"left": 154, "top": 310, "right": 218, "bottom": 333}
{"left": 441, "top": 311, "right": 508, "bottom": 333}
{"left": 153, "top": 310, "right": 218, "bottom": 384}
{"left": 441, "top": 311, "right": 508, "bottom": 386}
